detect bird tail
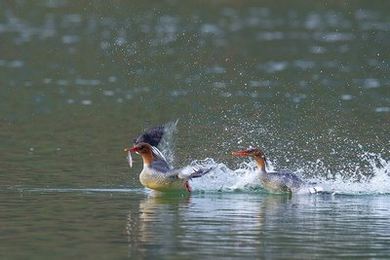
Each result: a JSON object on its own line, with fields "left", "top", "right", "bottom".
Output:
{"left": 188, "top": 167, "right": 213, "bottom": 179}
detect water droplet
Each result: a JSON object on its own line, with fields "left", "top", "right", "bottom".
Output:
{"left": 341, "top": 94, "right": 353, "bottom": 101}
{"left": 81, "top": 100, "right": 92, "bottom": 105}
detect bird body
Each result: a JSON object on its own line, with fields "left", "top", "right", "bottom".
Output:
{"left": 125, "top": 122, "right": 210, "bottom": 193}
{"left": 259, "top": 170, "right": 304, "bottom": 193}
{"left": 232, "top": 147, "right": 319, "bottom": 193}
{"left": 139, "top": 166, "right": 187, "bottom": 192}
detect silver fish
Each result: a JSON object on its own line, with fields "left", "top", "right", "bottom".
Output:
{"left": 127, "top": 151, "right": 133, "bottom": 168}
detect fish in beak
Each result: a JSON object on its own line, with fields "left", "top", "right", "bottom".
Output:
{"left": 124, "top": 146, "right": 138, "bottom": 168}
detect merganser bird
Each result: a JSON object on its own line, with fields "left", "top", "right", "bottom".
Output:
{"left": 232, "top": 147, "right": 322, "bottom": 193}
{"left": 125, "top": 123, "right": 211, "bottom": 193}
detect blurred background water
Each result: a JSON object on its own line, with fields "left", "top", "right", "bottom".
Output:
{"left": 0, "top": 0, "right": 389, "bottom": 259}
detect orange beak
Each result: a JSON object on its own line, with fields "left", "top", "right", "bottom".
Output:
{"left": 124, "top": 146, "right": 138, "bottom": 153}
{"left": 231, "top": 150, "right": 250, "bottom": 157}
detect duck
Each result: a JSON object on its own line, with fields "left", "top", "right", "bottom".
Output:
{"left": 232, "top": 147, "right": 322, "bottom": 194}
{"left": 125, "top": 122, "right": 211, "bottom": 193}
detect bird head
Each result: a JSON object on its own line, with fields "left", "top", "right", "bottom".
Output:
{"left": 124, "top": 142, "right": 152, "bottom": 155}
{"left": 231, "top": 147, "right": 266, "bottom": 161}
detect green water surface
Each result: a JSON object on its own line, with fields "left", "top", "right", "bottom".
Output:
{"left": 0, "top": 1, "right": 389, "bottom": 259}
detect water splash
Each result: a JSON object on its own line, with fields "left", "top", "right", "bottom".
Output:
{"left": 157, "top": 120, "right": 179, "bottom": 166}
{"left": 310, "top": 152, "right": 390, "bottom": 195}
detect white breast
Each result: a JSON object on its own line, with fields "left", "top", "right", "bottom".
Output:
{"left": 138, "top": 166, "right": 183, "bottom": 192}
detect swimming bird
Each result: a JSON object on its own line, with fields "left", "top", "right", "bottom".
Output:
{"left": 125, "top": 122, "right": 211, "bottom": 193}
{"left": 232, "top": 147, "right": 322, "bottom": 193}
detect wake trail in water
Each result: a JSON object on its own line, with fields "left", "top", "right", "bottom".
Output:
{"left": 188, "top": 153, "right": 390, "bottom": 195}
{"left": 16, "top": 188, "right": 147, "bottom": 194}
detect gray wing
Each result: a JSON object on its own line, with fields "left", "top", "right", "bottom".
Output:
{"left": 188, "top": 167, "right": 213, "bottom": 179}
{"left": 268, "top": 171, "right": 304, "bottom": 190}
{"left": 150, "top": 159, "right": 171, "bottom": 173}
{"left": 162, "top": 167, "right": 213, "bottom": 180}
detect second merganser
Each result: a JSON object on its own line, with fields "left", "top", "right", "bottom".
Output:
{"left": 125, "top": 123, "right": 211, "bottom": 193}
{"left": 232, "top": 147, "right": 319, "bottom": 193}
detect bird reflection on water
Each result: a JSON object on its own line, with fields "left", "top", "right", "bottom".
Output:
{"left": 125, "top": 192, "right": 297, "bottom": 258}
{"left": 126, "top": 193, "right": 192, "bottom": 258}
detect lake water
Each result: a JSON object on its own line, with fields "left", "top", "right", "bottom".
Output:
{"left": 1, "top": 1, "right": 389, "bottom": 259}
